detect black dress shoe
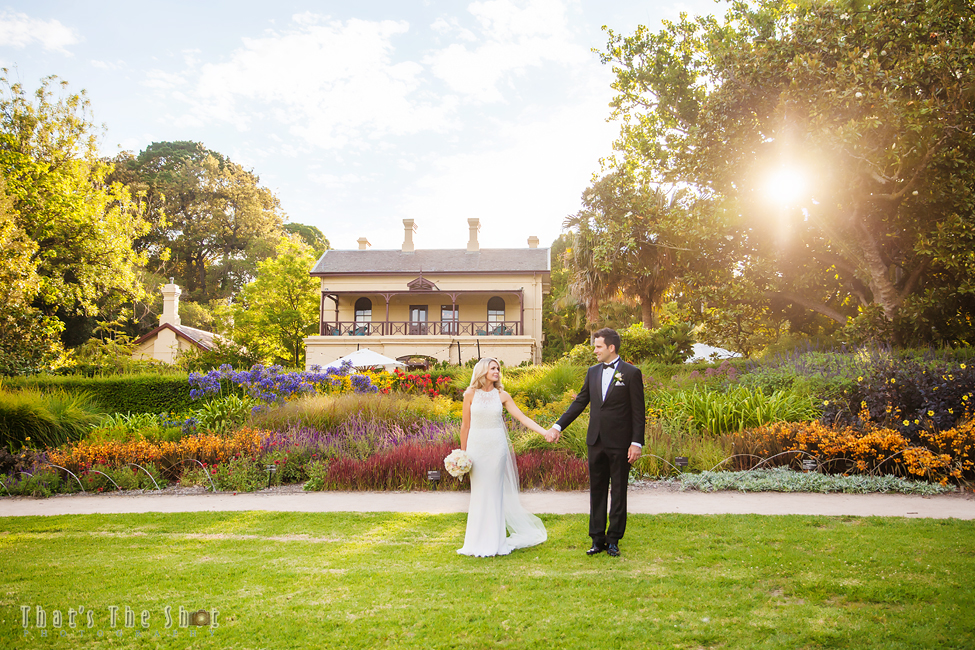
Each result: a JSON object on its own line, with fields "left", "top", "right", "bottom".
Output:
{"left": 586, "top": 543, "right": 606, "bottom": 556}
{"left": 606, "top": 542, "right": 620, "bottom": 557}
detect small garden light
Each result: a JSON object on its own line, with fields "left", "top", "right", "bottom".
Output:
{"left": 265, "top": 464, "right": 277, "bottom": 489}
{"left": 427, "top": 469, "right": 441, "bottom": 490}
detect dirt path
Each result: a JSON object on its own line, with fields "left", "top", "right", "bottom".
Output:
{"left": 2, "top": 484, "right": 973, "bottom": 519}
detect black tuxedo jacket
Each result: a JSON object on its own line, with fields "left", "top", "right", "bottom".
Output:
{"left": 555, "top": 360, "right": 646, "bottom": 450}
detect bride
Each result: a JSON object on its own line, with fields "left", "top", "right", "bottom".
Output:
{"left": 457, "top": 357, "right": 550, "bottom": 557}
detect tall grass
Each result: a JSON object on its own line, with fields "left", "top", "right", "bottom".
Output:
{"left": 250, "top": 393, "right": 459, "bottom": 431}
{"left": 504, "top": 363, "right": 585, "bottom": 404}
{"left": 0, "top": 389, "right": 102, "bottom": 451}
{"left": 633, "top": 421, "right": 734, "bottom": 477}
{"left": 653, "top": 385, "right": 821, "bottom": 436}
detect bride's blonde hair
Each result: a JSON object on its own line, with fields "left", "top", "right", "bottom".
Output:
{"left": 469, "top": 357, "right": 503, "bottom": 391}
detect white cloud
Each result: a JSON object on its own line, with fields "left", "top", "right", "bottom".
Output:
{"left": 90, "top": 59, "right": 125, "bottom": 70}
{"left": 425, "top": 0, "right": 588, "bottom": 102}
{"left": 394, "top": 90, "right": 618, "bottom": 249}
{"left": 309, "top": 172, "right": 365, "bottom": 189}
{"left": 142, "top": 70, "right": 187, "bottom": 90}
{"left": 162, "top": 15, "right": 460, "bottom": 150}
{"left": 0, "top": 11, "right": 79, "bottom": 54}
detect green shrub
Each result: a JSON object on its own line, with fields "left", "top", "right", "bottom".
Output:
{"left": 504, "top": 364, "right": 585, "bottom": 404}
{"left": 211, "top": 456, "right": 266, "bottom": 492}
{"left": 632, "top": 423, "right": 733, "bottom": 477}
{"left": 5, "top": 374, "right": 195, "bottom": 414}
{"left": 195, "top": 394, "right": 256, "bottom": 434}
{"left": 0, "top": 389, "right": 102, "bottom": 451}
{"left": 653, "top": 386, "right": 821, "bottom": 436}
{"left": 620, "top": 322, "right": 695, "bottom": 364}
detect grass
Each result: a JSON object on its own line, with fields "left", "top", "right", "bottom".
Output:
{"left": 1, "top": 512, "right": 972, "bottom": 649}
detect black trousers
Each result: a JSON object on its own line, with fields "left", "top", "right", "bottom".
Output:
{"left": 588, "top": 437, "right": 630, "bottom": 545}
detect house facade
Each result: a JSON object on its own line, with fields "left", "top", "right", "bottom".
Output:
{"left": 303, "top": 219, "right": 550, "bottom": 369}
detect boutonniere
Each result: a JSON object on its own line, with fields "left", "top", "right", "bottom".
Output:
{"left": 614, "top": 371, "right": 623, "bottom": 383}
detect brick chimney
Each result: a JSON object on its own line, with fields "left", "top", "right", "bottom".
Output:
{"left": 527, "top": 235, "right": 539, "bottom": 249}
{"left": 402, "top": 219, "right": 417, "bottom": 253}
{"left": 357, "top": 237, "right": 371, "bottom": 250}
{"left": 160, "top": 279, "right": 181, "bottom": 327}
{"left": 467, "top": 218, "right": 480, "bottom": 253}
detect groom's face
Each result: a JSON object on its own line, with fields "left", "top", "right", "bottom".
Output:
{"left": 593, "top": 337, "right": 616, "bottom": 364}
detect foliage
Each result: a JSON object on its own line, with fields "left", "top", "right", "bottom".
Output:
{"left": 825, "top": 357, "right": 975, "bottom": 440}
{"left": 729, "top": 418, "right": 975, "bottom": 483}
{"left": 6, "top": 373, "right": 195, "bottom": 414}
{"left": 678, "top": 467, "right": 951, "bottom": 496}
{"left": 108, "top": 140, "right": 285, "bottom": 305}
{"left": 250, "top": 392, "right": 459, "bottom": 432}
{"left": 78, "top": 462, "right": 166, "bottom": 492}
{"left": 504, "top": 364, "right": 585, "bottom": 405}
{"left": 541, "top": 233, "right": 590, "bottom": 361}
{"left": 601, "top": 0, "right": 975, "bottom": 346}
{"left": 0, "top": 177, "right": 65, "bottom": 375}
{"left": 631, "top": 422, "right": 731, "bottom": 478}
{"left": 220, "top": 238, "right": 320, "bottom": 367}
{"left": 652, "top": 385, "right": 821, "bottom": 436}
{"left": 210, "top": 455, "right": 268, "bottom": 492}
{"left": 174, "top": 336, "right": 262, "bottom": 373}
{"left": 0, "top": 388, "right": 101, "bottom": 451}
{"left": 194, "top": 394, "right": 257, "bottom": 435}
{"left": 0, "top": 73, "right": 149, "bottom": 348}
{"left": 390, "top": 368, "right": 454, "bottom": 398}
{"left": 619, "top": 321, "right": 694, "bottom": 364}
{"left": 563, "top": 170, "right": 723, "bottom": 329}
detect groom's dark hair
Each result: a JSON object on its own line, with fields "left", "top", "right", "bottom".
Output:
{"left": 593, "top": 327, "right": 621, "bottom": 354}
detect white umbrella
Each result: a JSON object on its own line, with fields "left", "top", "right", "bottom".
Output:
{"left": 686, "top": 343, "right": 740, "bottom": 363}
{"left": 324, "top": 348, "right": 406, "bottom": 372}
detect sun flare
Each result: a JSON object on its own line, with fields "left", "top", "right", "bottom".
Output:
{"left": 765, "top": 168, "right": 808, "bottom": 205}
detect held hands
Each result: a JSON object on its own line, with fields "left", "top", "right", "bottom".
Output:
{"left": 543, "top": 427, "right": 561, "bottom": 444}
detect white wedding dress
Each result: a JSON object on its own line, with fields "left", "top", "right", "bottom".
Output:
{"left": 457, "top": 388, "right": 547, "bottom": 557}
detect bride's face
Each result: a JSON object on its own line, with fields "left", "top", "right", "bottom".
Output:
{"left": 485, "top": 361, "right": 501, "bottom": 384}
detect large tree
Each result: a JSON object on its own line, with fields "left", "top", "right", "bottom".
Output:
{"left": 220, "top": 238, "right": 320, "bottom": 367}
{"left": 0, "top": 73, "right": 148, "bottom": 350}
{"left": 110, "top": 141, "right": 286, "bottom": 305}
{"left": 601, "top": 0, "right": 975, "bottom": 345}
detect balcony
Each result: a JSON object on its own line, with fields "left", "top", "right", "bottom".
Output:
{"left": 320, "top": 320, "right": 523, "bottom": 337}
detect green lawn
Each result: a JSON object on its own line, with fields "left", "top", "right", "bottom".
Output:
{"left": 1, "top": 512, "right": 972, "bottom": 649}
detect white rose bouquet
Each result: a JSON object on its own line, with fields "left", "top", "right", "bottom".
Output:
{"left": 444, "top": 449, "right": 472, "bottom": 479}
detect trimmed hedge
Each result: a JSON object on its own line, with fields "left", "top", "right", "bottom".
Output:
{"left": 5, "top": 374, "right": 195, "bottom": 415}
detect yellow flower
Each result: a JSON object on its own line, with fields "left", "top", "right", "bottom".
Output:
{"left": 891, "top": 378, "right": 896, "bottom": 384}
{"left": 962, "top": 364, "right": 967, "bottom": 370}
{"left": 823, "top": 400, "right": 830, "bottom": 406}
{"left": 928, "top": 410, "right": 935, "bottom": 417}
{"left": 857, "top": 376, "right": 864, "bottom": 382}
{"left": 903, "top": 420, "right": 910, "bottom": 426}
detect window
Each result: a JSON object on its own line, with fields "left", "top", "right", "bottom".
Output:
{"left": 487, "top": 296, "right": 505, "bottom": 324}
{"left": 354, "top": 297, "right": 372, "bottom": 323}
{"left": 409, "top": 305, "right": 428, "bottom": 335}
{"left": 441, "top": 305, "right": 458, "bottom": 335}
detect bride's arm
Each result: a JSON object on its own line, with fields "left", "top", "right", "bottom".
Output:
{"left": 499, "top": 390, "right": 548, "bottom": 437}
{"left": 460, "top": 388, "right": 474, "bottom": 450}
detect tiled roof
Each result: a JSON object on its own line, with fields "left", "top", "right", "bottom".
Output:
{"left": 133, "top": 323, "right": 220, "bottom": 351}
{"left": 310, "top": 248, "right": 550, "bottom": 275}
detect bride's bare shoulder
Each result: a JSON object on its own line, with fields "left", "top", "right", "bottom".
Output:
{"left": 463, "top": 386, "right": 475, "bottom": 399}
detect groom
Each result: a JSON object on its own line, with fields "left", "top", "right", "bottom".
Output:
{"left": 548, "top": 328, "right": 645, "bottom": 557}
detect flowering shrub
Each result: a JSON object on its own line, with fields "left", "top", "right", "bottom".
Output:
{"left": 823, "top": 359, "right": 974, "bottom": 439}
{"left": 303, "top": 442, "right": 589, "bottom": 491}
{"left": 392, "top": 369, "right": 453, "bottom": 398}
{"left": 189, "top": 361, "right": 379, "bottom": 406}
{"left": 729, "top": 417, "right": 975, "bottom": 482}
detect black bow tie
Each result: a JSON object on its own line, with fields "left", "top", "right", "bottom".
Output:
{"left": 603, "top": 362, "right": 618, "bottom": 370}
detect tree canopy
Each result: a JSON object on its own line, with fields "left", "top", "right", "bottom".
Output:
{"left": 110, "top": 140, "right": 287, "bottom": 305}
{"left": 0, "top": 73, "right": 149, "bottom": 359}
{"left": 599, "top": 0, "right": 975, "bottom": 347}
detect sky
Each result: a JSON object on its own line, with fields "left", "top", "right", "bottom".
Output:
{"left": 1, "top": 0, "right": 722, "bottom": 251}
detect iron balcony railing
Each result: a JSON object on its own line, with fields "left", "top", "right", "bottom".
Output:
{"left": 320, "top": 321, "right": 522, "bottom": 337}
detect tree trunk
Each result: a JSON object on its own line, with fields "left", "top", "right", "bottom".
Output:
{"left": 640, "top": 298, "right": 656, "bottom": 329}
{"left": 854, "top": 215, "right": 902, "bottom": 343}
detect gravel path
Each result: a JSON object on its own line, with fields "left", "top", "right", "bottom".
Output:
{"left": 2, "top": 482, "right": 973, "bottom": 519}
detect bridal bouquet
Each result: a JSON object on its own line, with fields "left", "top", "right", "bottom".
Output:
{"left": 444, "top": 449, "right": 472, "bottom": 479}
